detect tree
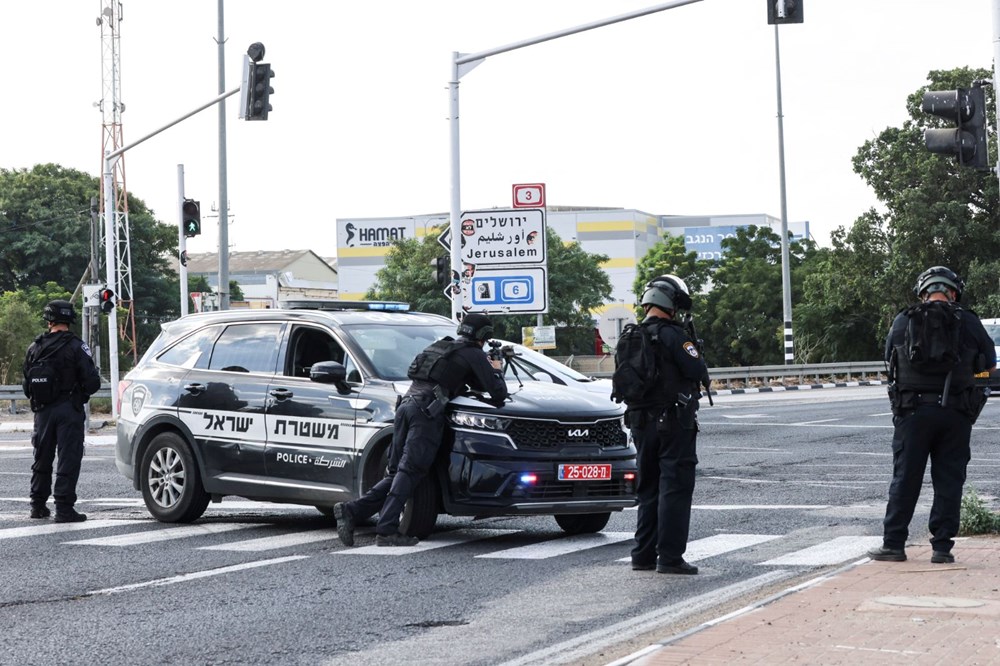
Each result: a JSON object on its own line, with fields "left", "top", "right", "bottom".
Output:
{"left": 367, "top": 226, "right": 613, "bottom": 355}
{"left": 633, "top": 233, "right": 714, "bottom": 316}
{"left": 0, "top": 163, "right": 181, "bottom": 362}
{"left": 851, "top": 67, "right": 1000, "bottom": 320}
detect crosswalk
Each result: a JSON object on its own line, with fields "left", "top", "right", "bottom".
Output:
{"left": 0, "top": 516, "right": 887, "bottom": 568}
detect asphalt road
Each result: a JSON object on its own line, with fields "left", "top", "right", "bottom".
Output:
{"left": 2, "top": 386, "right": 998, "bottom": 665}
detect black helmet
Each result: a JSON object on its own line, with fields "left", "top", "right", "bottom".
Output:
{"left": 914, "top": 266, "right": 964, "bottom": 301}
{"left": 457, "top": 313, "right": 494, "bottom": 342}
{"left": 43, "top": 299, "right": 76, "bottom": 324}
{"left": 640, "top": 274, "right": 693, "bottom": 312}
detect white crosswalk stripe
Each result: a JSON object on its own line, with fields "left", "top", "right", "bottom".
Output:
{"left": 0, "top": 519, "right": 147, "bottom": 540}
{"left": 479, "top": 531, "right": 634, "bottom": 560}
{"left": 64, "top": 522, "right": 259, "bottom": 547}
{"left": 335, "top": 528, "right": 519, "bottom": 556}
{"left": 199, "top": 530, "right": 339, "bottom": 552}
{"left": 759, "top": 535, "right": 883, "bottom": 566}
{"left": 615, "top": 533, "right": 782, "bottom": 564}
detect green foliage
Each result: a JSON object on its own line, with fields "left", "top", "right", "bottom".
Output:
{"left": 632, "top": 234, "right": 713, "bottom": 318}
{"left": 0, "top": 291, "right": 38, "bottom": 384}
{"left": 367, "top": 226, "right": 613, "bottom": 355}
{"left": 959, "top": 487, "right": 1000, "bottom": 536}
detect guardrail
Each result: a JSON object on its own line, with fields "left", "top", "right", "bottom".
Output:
{"left": 1, "top": 361, "right": 889, "bottom": 414}
{"left": 2, "top": 384, "right": 113, "bottom": 415}
{"left": 552, "top": 358, "right": 887, "bottom": 388}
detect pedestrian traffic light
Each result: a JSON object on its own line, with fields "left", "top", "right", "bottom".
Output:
{"left": 922, "top": 85, "right": 990, "bottom": 170}
{"left": 767, "top": 0, "right": 803, "bottom": 24}
{"left": 99, "top": 287, "right": 115, "bottom": 314}
{"left": 432, "top": 256, "right": 450, "bottom": 287}
{"left": 182, "top": 199, "right": 201, "bottom": 237}
{"left": 246, "top": 62, "right": 275, "bottom": 121}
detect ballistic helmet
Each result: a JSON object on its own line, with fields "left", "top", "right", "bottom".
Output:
{"left": 914, "top": 266, "right": 964, "bottom": 301}
{"left": 640, "top": 274, "right": 693, "bottom": 313}
{"left": 43, "top": 299, "right": 76, "bottom": 324}
{"left": 457, "top": 313, "right": 494, "bottom": 342}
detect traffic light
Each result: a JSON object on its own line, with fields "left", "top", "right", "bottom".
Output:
{"left": 246, "top": 62, "right": 275, "bottom": 121}
{"left": 182, "top": 199, "right": 201, "bottom": 237}
{"left": 432, "top": 256, "right": 450, "bottom": 287}
{"left": 922, "top": 85, "right": 990, "bottom": 170}
{"left": 767, "top": 0, "right": 803, "bottom": 24}
{"left": 99, "top": 287, "right": 115, "bottom": 314}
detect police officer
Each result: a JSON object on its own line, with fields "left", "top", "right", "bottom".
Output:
{"left": 870, "top": 267, "right": 995, "bottom": 564}
{"left": 21, "top": 300, "right": 102, "bottom": 522}
{"left": 335, "top": 313, "right": 508, "bottom": 547}
{"left": 627, "top": 276, "right": 708, "bottom": 574}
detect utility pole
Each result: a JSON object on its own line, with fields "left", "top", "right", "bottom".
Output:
{"left": 217, "top": 0, "right": 231, "bottom": 310}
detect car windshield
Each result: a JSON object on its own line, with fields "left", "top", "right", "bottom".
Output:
{"left": 985, "top": 323, "right": 1000, "bottom": 347}
{"left": 343, "top": 321, "right": 457, "bottom": 380}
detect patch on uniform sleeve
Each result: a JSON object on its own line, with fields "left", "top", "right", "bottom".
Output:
{"left": 683, "top": 341, "right": 700, "bottom": 358}
{"left": 81, "top": 342, "right": 93, "bottom": 357}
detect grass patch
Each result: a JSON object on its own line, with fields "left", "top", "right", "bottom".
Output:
{"left": 959, "top": 487, "right": 1000, "bottom": 535}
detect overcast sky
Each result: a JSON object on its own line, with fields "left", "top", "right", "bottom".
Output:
{"left": 3, "top": 1, "right": 994, "bottom": 259}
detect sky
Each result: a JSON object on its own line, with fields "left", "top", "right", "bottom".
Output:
{"left": 3, "top": 0, "right": 995, "bottom": 261}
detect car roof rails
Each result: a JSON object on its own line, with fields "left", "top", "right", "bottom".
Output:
{"left": 282, "top": 300, "right": 411, "bottom": 312}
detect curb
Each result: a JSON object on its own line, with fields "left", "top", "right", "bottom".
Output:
{"left": 710, "top": 379, "right": 888, "bottom": 396}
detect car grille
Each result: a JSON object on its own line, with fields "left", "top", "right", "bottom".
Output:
{"left": 506, "top": 417, "right": 626, "bottom": 450}
{"left": 522, "top": 478, "right": 631, "bottom": 499}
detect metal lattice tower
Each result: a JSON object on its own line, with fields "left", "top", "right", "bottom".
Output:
{"left": 98, "top": 0, "right": 138, "bottom": 360}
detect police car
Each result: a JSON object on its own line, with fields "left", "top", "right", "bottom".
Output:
{"left": 114, "top": 301, "right": 636, "bottom": 537}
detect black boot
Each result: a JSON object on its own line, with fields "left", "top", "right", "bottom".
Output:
{"left": 29, "top": 504, "right": 50, "bottom": 519}
{"left": 54, "top": 508, "right": 87, "bottom": 523}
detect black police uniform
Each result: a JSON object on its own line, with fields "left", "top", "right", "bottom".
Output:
{"left": 628, "top": 316, "right": 708, "bottom": 570}
{"left": 22, "top": 329, "right": 102, "bottom": 516}
{"left": 343, "top": 336, "right": 508, "bottom": 537}
{"left": 880, "top": 306, "right": 995, "bottom": 555}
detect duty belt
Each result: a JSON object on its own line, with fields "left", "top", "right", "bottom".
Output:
{"left": 914, "top": 392, "right": 944, "bottom": 406}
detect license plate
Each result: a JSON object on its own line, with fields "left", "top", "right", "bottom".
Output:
{"left": 558, "top": 463, "right": 612, "bottom": 481}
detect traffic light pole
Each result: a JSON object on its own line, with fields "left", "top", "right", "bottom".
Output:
{"left": 773, "top": 24, "right": 794, "bottom": 364}
{"left": 447, "top": 0, "right": 702, "bottom": 322}
{"left": 178, "top": 164, "right": 189, "bottom": 317}
{"left": 992, "top": 0, "right": 1000, "bottom": 190}
{"left": 102, "top": 86, "right": 240, "bottom": 420}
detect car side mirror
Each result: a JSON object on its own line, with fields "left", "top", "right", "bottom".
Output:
{"left": 309, "top": 361, "right": 352, "bottom": 395}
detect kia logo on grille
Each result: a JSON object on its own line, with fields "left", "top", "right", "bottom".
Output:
{"left": 567, "top": 428, "right": 589, "bottom": 438}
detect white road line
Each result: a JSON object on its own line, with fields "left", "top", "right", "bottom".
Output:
{"left": 0, "top": 519, "right": 146, "bottom": 540}
{"left": 615, "top": 533, "right": 780, "bottom": 564}
{"left": 796, "top": 418, "right": 842, "bottom": 425}
{"left": 64, "top": 522, "right": 259, "bottom": 546}
{"left": 85, "top": 555, "right": 309, "bottom": 596}
{"left": 199, "top": 530, "right": 339, "bottom": 552}
{"left": 700, "top": 421, "right": 893, "bottom": 429}
{"left": 759, "top": 535, "right": 883, "bottom": 566}
{"left": 692, "top": 504, "right": 831, "bottom": 510}
{"left": 477, "top": 531, "right": 634, "bottom": 560}
{"left": 336, "top": 528, "right": 519, "bottom": 556}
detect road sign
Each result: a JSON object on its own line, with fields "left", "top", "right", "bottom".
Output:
{"left": 512, "top": 183, "right": 546, "bottom": 208}
{"left": 466, "top": 266, "right": 547, "bottom": 314}
{"left": 597, "top": 305, "right": 637, "bottom": 348}
{"left": 438, "top": 208, "right": 546, "bottom": 266}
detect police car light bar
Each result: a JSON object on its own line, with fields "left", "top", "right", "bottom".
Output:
{"left": 283, "top": 300, "right": 411, "bottom": 312}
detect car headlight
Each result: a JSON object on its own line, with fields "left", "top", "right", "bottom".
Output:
{"left": 449, "top": 411, "right": 511, "bottom": 431}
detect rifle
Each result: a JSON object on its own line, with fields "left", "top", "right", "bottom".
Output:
{"left": 681, "top": 312, "right": 713, "bottom": 406}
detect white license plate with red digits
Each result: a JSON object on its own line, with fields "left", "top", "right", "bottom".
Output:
{"left": 557, "top": 463, "right": 612, "bottom": 481}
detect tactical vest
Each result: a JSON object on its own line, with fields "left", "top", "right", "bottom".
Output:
{"left": 892, "top": 314, "right": 976, "bottom": 394}
{"left": 406, "top": 337, "right": 469, "bottom": 394}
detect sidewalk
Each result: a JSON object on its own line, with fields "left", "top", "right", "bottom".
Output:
{"left": 619, "top": 538, "right": 1000, "bottom": 665}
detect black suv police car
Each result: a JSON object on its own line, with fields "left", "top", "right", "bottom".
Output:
{"left": 115, "top": 302, "right": 636, "bottom": 537}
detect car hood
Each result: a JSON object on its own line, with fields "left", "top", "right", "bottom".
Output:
{"left": 450, "top": 380, "right": 624, "bottom": 419}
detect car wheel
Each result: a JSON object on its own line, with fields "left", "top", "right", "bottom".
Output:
{"left": 554, "top": 512, "right": 611, "bottom": 535}
{"left": 140, "top": 432, "right": 210, "bottom": 523}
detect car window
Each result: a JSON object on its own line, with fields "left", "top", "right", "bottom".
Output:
{"left": 284, "top": 325, "right": 347, "bottom": 378}
{"left": 342, "top": 322, "right": 454, "bottom": 380}
{"left": 157, "top": 326, "right": 222, "bottom": 369}
{"left": 208, "top": 323, "right": 283, "bottom": 374}
{"left": 984, "top": 324, "right": 1000, "bottom": 347}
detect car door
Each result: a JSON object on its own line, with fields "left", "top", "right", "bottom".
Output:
{"left": 176, "top": 322, "right": 282, "bottom": 480}
{"left": 264, "top": 324, "right": 359, "bottom": 500}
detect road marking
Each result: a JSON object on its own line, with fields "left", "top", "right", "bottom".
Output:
{"left": 616, "top": 533, "right": 780, "bottom": 564}
{"left": 199, "top": 530, "right": 339, "bottom": 552}
{"left": 0, "top": 519, "right": 146, "bottom": 540}
{"left": 701, "top": 421, "right": 893, "bottom": 429}
{"left": 796, "top": 418, "right": 842, "bottom": 425}
{"left": 760, "top": 535, "right": 883, "bottom": 566}
{"left": 64, "top": 522, "right": 259, "bottom": 546}
{"left": 85, "top": 555, "right": 309, "bottom": 596}
{"left": 336, "top": 528, "right": 519, "bottom": 556}
{"left": 692, "top": 504, "right": 831, "bottom": 510}
{"left": 477, "top": 531, "right": 633, "bottom": 560}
